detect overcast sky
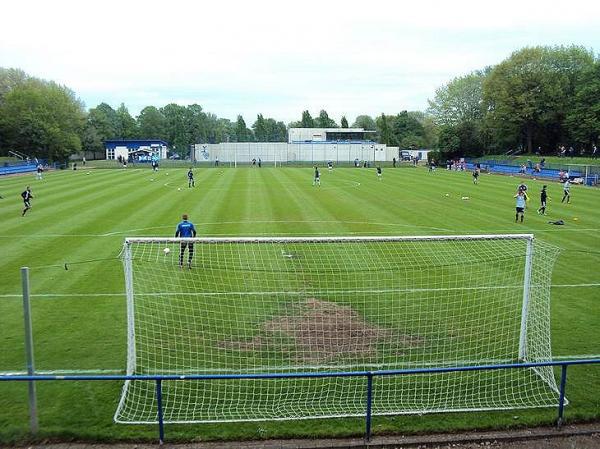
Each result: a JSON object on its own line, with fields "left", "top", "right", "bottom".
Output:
{"left": 1, "top": 0, "right": 599, "bottom": 124}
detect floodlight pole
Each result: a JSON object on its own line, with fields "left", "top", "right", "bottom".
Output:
{"left": 21, "top": 267, "right": 38, "bottom": 434}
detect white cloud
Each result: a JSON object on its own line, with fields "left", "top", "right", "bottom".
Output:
{"left": 1, "top": 0, "right": 599, "bottom": 122}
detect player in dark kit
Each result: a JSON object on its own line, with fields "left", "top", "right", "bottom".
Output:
{"left": 472, "top": 168, "right": 479, "bottom": 184}
{"left": 313, "top": 166, "right": 320, "bottom": 186}
{"left": 538, "top": 185, "right": 548, "bottom": 215}
{"left": 376, "top": 166, "right": 382, "bottom": 180}
{"left": 21, "top": 186, "right": 33, "bottom": 216}
{"left": 187, "top": 168, "right": 195, "bottom": 188}
{"left": 175, "top": 214, "right": 197, "bottom": 269}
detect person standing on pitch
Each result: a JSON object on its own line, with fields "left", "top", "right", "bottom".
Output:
{"left": 538, "top": 185, "right": 548, "bottom": 215}
{"left": 175, "top": 214, "right": 197, "bottom": 269}
{"left": 21, "top": 186, "right": 33, "bottom": 216}
{"left": 561, "top": 179, "right": 571, "bottom": 204}
{"left": 313, "top": 166, "right": 321, "bottom": 186}
{"left": 514, "top": 190, "right": 526, "bottom": 223}
{"left": 187, "top": 168, "right": 195, "bottom": 188}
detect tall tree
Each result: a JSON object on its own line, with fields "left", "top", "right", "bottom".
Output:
{"left": 340, "top": 116, "right": 349, "bottom": 128}
{"left": 137, "top": 106, "right": 167, "bottom": 140}
{"left": 315, "top": 109, "right": 337, "bottom": 128}
{"left": 161, "top": 103, "right": 190, "bottom": 156}
{"left": 565, "top": 61, "right": 600, "bottom": 148}
{"left": 483, "top": 45, "right": 594, "bottom": 153}
{"left": 235, "top": 115, "right": 253, "bottom": 142}
{"left": 300, "top": 110, "right": 315, "bottom": 128}
{"left": 352, "top": 115, "right": 376, "bottom": 130}
{"left": 88, "top": 103, "right": 119, "bottom": 141}
{"left": 0, "top": 79, "right": 85, "bottom": 161}
{"left": 375, "top": 113, "right": 394, "bottom": 145}
{"left": 116, "top": 103, "right": 138, "bottom": 139}
{"left": 187, "top": 104, "right": 209, "bottom": 143}
{"left": 253, "top": 114, "right": 268, "bottom": 142}
{"left": 427, "top": 70, "right": 488, "bottom": 126}
{"left": 0, "top": 67, "right": 29, "bottom": 102}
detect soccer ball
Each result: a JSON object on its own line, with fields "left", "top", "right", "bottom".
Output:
{"left": 177, "top": 187, "right": 181, "bottom": 191}
{"left": 163, "top": 248, "right": 171, "bottom": 255}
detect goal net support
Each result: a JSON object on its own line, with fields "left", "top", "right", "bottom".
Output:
{"left": 115, "top": 234, "right": 561, "bottom": 424}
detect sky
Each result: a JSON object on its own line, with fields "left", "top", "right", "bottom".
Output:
{"left": 1, "top": 0, "right": 599, "bottom": 124}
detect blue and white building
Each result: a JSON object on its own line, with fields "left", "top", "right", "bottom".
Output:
{"left": 105, "top": 140, "right": 169, "bottom": 162}
{"left": 193, "top": 128, "right": 398, "bottom": 165}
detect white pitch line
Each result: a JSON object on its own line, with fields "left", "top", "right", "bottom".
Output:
{"left": 0, "top": 220, "right": 454, "bottom": 238}
{"left": 0, "top": 283, "right": 598, "bottom": 299}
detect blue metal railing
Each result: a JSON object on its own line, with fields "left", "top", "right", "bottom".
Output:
{"left": 1, "top": 358, "right": 599, "bottom": 443}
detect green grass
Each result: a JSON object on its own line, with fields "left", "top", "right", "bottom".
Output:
{"left": 0, "top": 166, "right": 599, "bottom": 443}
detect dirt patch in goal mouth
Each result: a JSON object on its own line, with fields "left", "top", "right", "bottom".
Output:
{"left": 218, "top": 298, "right": 424, "bottom": 363}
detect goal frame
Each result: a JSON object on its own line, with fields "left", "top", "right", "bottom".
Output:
{"left": 118, "top": 233, "right": 551, "bottom": 423}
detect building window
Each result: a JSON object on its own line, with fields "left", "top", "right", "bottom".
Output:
{"left": 107, "top": 149, "right": 115, "bottom": 160}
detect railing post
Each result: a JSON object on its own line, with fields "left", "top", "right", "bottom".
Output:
{"left": 557, "top": 365, "right": 568, "bottom": 428}
{"left": 365, "top": 372, "right": 374, "bottom": 442}
{"left": 156, "top": 380, "right": 165, "bottom": 444}
{"left": 21, "top": 267, "right": 38, "bottom": 434}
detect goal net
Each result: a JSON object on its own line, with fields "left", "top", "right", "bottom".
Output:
{"left": 115, "top": 235, "right": 561, "bottom": 424}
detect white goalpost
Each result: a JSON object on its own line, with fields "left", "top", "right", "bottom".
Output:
{"left": 115, "top": 234, "right": 561, "bottom": 424}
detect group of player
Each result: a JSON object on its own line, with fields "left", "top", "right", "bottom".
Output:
{"left": 312, "top": 163, "right": 382, "bottom": 187}
{"left": 513, "top": 180, "right": 571, "bottom": 223}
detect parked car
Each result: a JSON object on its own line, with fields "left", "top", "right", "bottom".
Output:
{"left": 400, "top": 150, "right": 411, "bottom": 161}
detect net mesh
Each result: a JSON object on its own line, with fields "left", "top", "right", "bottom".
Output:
{"left": 114, "top": 235, "right": 561, "bottom": 423}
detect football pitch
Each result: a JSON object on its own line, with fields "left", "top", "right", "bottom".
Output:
{"left": 0, "top": 165, "right": 599, "bottom": 442}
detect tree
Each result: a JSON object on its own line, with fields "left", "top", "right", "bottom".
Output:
{"left": 315, "top": 109, "right": 337, "bottom": 128}
{"left": 565, "top": 61, "right": 600, "bottom": 148}
{"left": 300, "top": 110, "right": 315, "bottom": 128}
{"left": 437, "top": 125, "right": 461, "bottom": 154}
{"left": 253, "top": 114, "right": 268, "bottom": 142}
{"left": 427, "top": 70, "right": 488, "bottom": 127}
{"left": 161, "top": 103, "right": 191, "bottom": 156}
{"left": 81, "top": 121, "right": 104, "bottom": 154}
{"left": 116, "top": 103, "right": 138, "bottom": 139}
{"left": 235, "top": 115, "right": 253, "bottom": 142}
{"left": 483, "top": 46, "right": 594, "bottom": 153}
{"left": 265, "top": 119, "right": 287, "bottom": 142}
{"left": 186, "top": 104, "right": 209, "bottom": 144}
{"left": 352, "top": 115, "right": 376, "bottom": 130}
{"left": 137, "top": 106, "right": 167, "bottom": 140}
{"left": 0, "top": 79, "right": 85, "bottom": 161}
{"left": 0, "top": 67, "right": 29, "bottom": 102}
{"left": 375, "top": 114, "right": 394, "bottom": 145}
{"left": 340, "top": 116, "right": 349, "bottom": 128}
{"left": 88, "top": 103, "right": 119, "bottom": 141}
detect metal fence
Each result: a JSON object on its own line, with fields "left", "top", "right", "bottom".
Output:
{"left": 2, "top": 359, "right": 599, "bottom": 443}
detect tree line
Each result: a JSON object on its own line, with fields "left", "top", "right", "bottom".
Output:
{"left": 0, "top": 45, "right": 598, "bottom": 161}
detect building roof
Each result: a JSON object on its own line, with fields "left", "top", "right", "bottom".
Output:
{"left": 104, "top": 139, "right": 169, "bottom": 145}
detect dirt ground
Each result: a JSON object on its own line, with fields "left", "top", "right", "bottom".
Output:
{"left": 217, "top": 298, "right": 423, "bottom": 363}
{"left": 9, "top": 422, "right": 600, "bottom": 449}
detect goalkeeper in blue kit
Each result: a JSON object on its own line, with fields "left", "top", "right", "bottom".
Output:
{"left": 175, "top": 214, "right": 197, "bottom": 269}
